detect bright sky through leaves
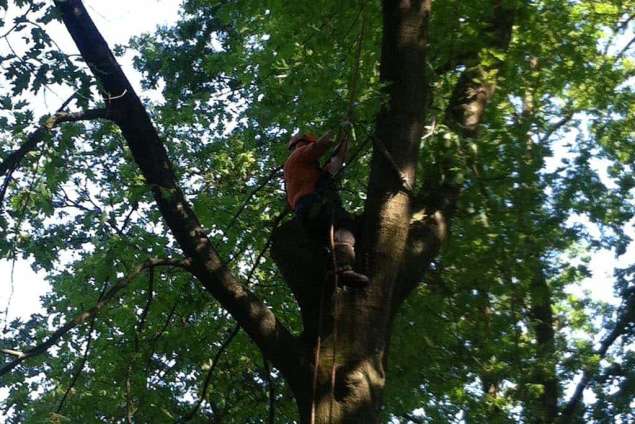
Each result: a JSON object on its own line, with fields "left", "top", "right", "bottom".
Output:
{"left": 0, "top": 0, "right": 181, "bottom": 362}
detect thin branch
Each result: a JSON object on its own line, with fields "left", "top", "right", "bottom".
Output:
{"left": 0, "top": 92, "right": 75, "bottom": 177}
{"left": 136, "top": 266, "right": 155, "bottom": 335}
{"left": 559, "top": 292, "right": 635, "bottom": 421}
{"left": 143, "top": 300, "right": 178, "bottom": 376}
{"left": 263, "top": 355, "right": 276, "bottom": 424}
{"left": 3, "top": 161, "right": 41, "bottom": 332}
{"left": 403, "top": 413, "right": 426, "bottom": 424}
{"left": 0, "top": 4, "right": 34, "bottom": 39}
{"left": 372, "top": 136, "right": 414, "bottom": 194}
{"left": 615, "top": 35, "right": 635, "bottom": 61}
{"left": 538, "top": 111, "right": 575, "bottom": 144}
{"left": 1, "top": 348, "right": 25, "bottom": 358}
{"left": 245, "top": 210, "right": 289, "bottom": 284}
{"left": 226, "top": 166, "right": 283, "bottom": 230}
{"left": 181, "top": 324, "right": 240, "bottom": 422}
{"left": 55, "top": 300, "right": 101, "bottom": 414}
{"left": 0, "top": 105, "right": 109, "bottom": 206}
{"left": 0, "top": 258, "right": 190, "bottom": 378}
{"left": 180, "top": 210, "right": 286, "bottom": 421}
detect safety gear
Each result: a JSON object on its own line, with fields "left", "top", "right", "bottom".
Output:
{"left": 288, "top": 133, "right": 317, "bottom": 151}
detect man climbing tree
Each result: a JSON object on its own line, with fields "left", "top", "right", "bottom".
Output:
{"left": 284, "top": 130, "right": 369, "bottom": 288}
{"left": 1, "top": 0, "right": 635, "bottom": 423}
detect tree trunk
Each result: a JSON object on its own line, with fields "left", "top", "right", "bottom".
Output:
{"left": 528, "top": 269, "right": 559, "bottom": 423}
{"left": 274, "top": 1, "right": 432, "bottom": 421}
{"left": 294, "top": 289, "right": 389, "bottom": 423}
{"left": 272, "top": 220, "right": 390, "bottom": 423}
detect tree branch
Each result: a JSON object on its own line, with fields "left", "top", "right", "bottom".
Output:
{"left": 0, "top": 258, "right": 189, "bottom": 378}
{"left": 263, "top": 355, "right": 276, "bottom": 424}
{"left": 0, "top": 105, "right": 109, "bottom": 206}
{"left": 1, "top": 348, "right": 25, "bottom": 358}
{"left": 181, "top": 324, "right": 240, "bottom": 422}
{"left": 55, "top": 307, "right": 99, "bottom": 414}
{"left": 558, "top": 290, "right": 635, "bottom": 421}
{"left": 394, "top": 0, "right": 517, "bottom": 305}
{"left": 444, "top": 0, "right": 515, "bottom": 138}
{"left": 53, "top": 0, "right": 302, "bottom": 383}
{"left": 226, "top": 166, "right": 283, "bottom": 230}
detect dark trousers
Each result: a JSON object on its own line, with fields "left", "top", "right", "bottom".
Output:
{"left": 294, "top": 174, "right": 356, "bottom": 256}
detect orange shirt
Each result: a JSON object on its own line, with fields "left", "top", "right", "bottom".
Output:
{"left": 284, "top": 142, "right": 329, "bottom": 209}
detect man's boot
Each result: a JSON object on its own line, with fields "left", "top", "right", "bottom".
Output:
{"left": 333, "top": 229, "right": 369, "bottom": 288}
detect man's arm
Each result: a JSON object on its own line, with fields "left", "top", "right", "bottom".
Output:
{"left": 298, "top": 131, "right": 334, "bottom": 162}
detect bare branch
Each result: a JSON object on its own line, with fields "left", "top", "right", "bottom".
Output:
{"left": 1, "top": 348, "right": 25, "bottom": 358}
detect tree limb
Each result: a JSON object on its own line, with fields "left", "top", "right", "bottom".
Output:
{"left": 444, "top": 0, "right": 515, "bottom": 138}
{"left": 53, "top": 0, "right": 302, "bottom": 384}
{"left": 0, "top": 105, "right": 107, "bottom": 178}
{"left": 0, "top": 106, "right": 109, "bottom": 206}
{"left": 395, "top": 0, "right": 517, "bottom": 305}
{"left": 0, "top": 348, "right": 25, "bottom": 358}
{"left": 226, "top": 166, "right": 283, "bottom": 231}
{"left": 55, "top": 307, "right": 99, "bottom": 414}
{"left": 181, "top": 324, "right": 240, "bottom": 422}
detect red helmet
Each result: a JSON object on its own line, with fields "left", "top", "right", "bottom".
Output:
{"left": 288, "top": 133, "right": 317, "bottom": 150}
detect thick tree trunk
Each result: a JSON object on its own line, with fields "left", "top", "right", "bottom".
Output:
{"left": 272, "top": 220, "right": 389, "bottom": 423}
{"left": 274, "top": 1, "right": 431, "bottom": 422}
{"left": 292, "top": 292, "right": 389, "bottom": 423}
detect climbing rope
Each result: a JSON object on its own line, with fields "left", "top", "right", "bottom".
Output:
{"left": 328, "top": 216, "right": 339, "bottom": 423}
{"left": 309, "top": 3, "right": 368, "bottom": 423}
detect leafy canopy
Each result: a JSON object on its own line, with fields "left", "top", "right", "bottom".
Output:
{"left": 0, "top": 0, "right": 634, "bottom": 422}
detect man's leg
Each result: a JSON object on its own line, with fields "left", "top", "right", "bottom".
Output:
{"left": 332, "top": 206, "right": 369, "bottom": 287}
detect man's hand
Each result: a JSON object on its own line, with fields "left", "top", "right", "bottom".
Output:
{"left": 323, "top": 125, "right": 352, "bottom": 176}
{"left": 316, "top": 130, "right": 334, "bottom": 148}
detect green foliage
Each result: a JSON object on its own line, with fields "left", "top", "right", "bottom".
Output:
{"left": 1, "top": 0, "right": 634, "bottom": 422}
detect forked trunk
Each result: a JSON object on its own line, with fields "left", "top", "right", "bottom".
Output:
{"left": 294, "top": 288, "right": 391, "bottom": 424}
